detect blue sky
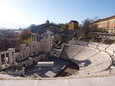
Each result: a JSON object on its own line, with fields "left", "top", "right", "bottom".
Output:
{"left": 0, "top": 0, "right": 115, "bottom": 29}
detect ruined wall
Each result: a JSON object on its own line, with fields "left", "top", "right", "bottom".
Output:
{"left": 0, "top": 32, "right": 53, "bottom": 71}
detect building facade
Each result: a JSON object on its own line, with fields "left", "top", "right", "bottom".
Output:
{"left": 93, "top": 15, "right": 115, "bottom": 33}
{"left": 69, "top": 20, "right": 79, "bottom": 30}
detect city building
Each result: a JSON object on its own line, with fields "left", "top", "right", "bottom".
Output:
{"left": 69, "top": 20, "right": 79, "bottom": 30}
{"left": 93, "top": 15, "right": 115, "bottom": 33}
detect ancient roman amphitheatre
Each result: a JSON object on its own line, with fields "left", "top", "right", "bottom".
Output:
{"left": 0, "top": 30, "right": 115, "bottom": 85}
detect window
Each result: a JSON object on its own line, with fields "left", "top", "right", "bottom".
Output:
{"left": 102, "top": 23, "right": 105, "bottom": 26}
{"left": 111, "top": 21, "right": 114, "bottom": 24}
{"left": 107, "top": 21, "right": 110, "bottom": 25}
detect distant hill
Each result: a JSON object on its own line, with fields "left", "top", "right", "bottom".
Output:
{"left": 27, "top": 21, "right": 64, "bottom": 34}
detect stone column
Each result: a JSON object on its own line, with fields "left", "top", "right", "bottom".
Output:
{"left": 25, "top": 47, "right": 28, "bottom": 57}
{"left": 28, "top": 47, "right": 30, "bottom": 56}
{"left": 31, "top": 35, "right": 33, "bottom": 42}
{"left": 21, "top": 50, "right": 23, "bottom": 59}
{"left": 26, "top": 48, "right": 28, "bottom": 57}
{"left": 30, "top": 44, "right": 33, "bottom": 56}
{"left": 22, "top": 44, "right": 25, "bottom": 59}
{"left": 8, "top": 48, "right": 16, "bottom": 65}
{"left": 32, "top": 35, "right": 34, "bottom": 42}
{"left": 20, "top": 48, "right": 23, "bottom": 59}
{"left": 4, "top": 53, "right": 7, "bottom": 66}
{"left": 32, "top": 44, "right": 34, "bottom": 55}
{"left": 8, "top": 50, "right": 13, "bottom": 65}
{"left": 30, "top": 44, "right": 32, "bottom": 55}
{"left": 33, "top": 35, "right": 35, "bottom": 41}
{"left": 34, "top": 35, "right": 35, "bottom": 42}
{"left": 32, "top": 35, "right": 33, "bottom": 42}
{"left": 35, "top": 35, "right": 36, "bottom": 42}
{"left": 35, "top": 35, "right": 37, "bottom": 42}
{"left": 24, "top": 48, "right": 26, "bottom": 58}
{"left": 21, "top": 45, "right": 24, "bottom": 58}
{"left": 36, "top": 42, "right": 39, "bottom": 53}
{"left": 13, "top": 51, "right": 16, "bottom": 64}
{"left": 12, "top": 48, "right": 16, "bottom": 64}
{"left": 22, "top": 67, "right": 25, "bottom": 76}
{"left": 23, "top": 45, "right": 26, "bottom": 58}
{"left": 35, "top": 43, "right": 38, "bottom": 54}
{"left": 28, "top": 45, "right": 31, "bottom": 56}
{"left": 20, "top": 45, "right": 23, "bottom": 59}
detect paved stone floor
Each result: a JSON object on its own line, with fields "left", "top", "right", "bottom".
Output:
{"left": 26, "top": 57, "right": 69, "bottom": 77}
{"left": 0, "top": 76, "right": 115, "bottom": 86}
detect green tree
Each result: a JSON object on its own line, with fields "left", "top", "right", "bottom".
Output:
{"left": 18, "top": 30, "right": 32, "bottom": 46}
{"left": 60, "top": 23, "right": 69, "bottom": 32}
{"left": 82, "top": 18, "right": 93, "bottom": 38}
{"left": 81, "top": 18, "right": 99, "bottom": 38}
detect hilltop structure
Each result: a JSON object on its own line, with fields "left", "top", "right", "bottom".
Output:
{"left": 69, "top": 20, "right": 79, "bottom": 30}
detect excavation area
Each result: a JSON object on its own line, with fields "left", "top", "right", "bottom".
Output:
{"left": 25, "top": 57, "right": 79, "bottom": 78}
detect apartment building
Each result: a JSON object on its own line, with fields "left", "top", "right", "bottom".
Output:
{"left": 93, "top": 15, "right": 115, "bottom": 33}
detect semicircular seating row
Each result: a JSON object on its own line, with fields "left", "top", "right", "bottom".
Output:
{"left": 69, "top": 40, "right": 115, "bottom": 59}
{"left": 88, "top": 42, "right": 115, "bottom": 60}
{"left": 60, "top": 44, "right": 112, "bottom": 76}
